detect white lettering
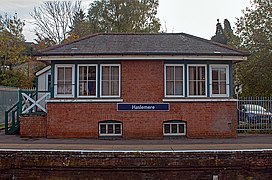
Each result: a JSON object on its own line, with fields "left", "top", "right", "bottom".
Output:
{"left": 131, "top": 105, "right": 155, "bottom": 110}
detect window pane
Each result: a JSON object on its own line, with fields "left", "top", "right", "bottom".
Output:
{"left": 65, "top": 67, "right": 72, "bottom": 81}
{"left": 108, "top": 124, "right": 114, "bottom": 134}
{"left": 198, "top": 81, "right": 206, "bottom": 95}
{"left": 58, "top": 67, "right": 64, "bottom": 81}
{"left": 212, "top": 82, "right": 219, "bottom": 94}
{"left": 178, "top": 124, "right": 185, "bottom": 133}
{"left": 166, "top": 81, "right": 174, "bottom": 95}
{"left": 88, "top": 66, "right": 96, "bottom": 80}
{"left": 198, "top": 67, "right": 205, "bottom": 80}
{"left": 189, "top": 81, "right": 196, "bottom": 95}
{"left": 189, "top": 67, "right": 196, "bottom": 80}
{"left": 175, "top": 66, "right": 183, "bottom": 80}
{"left": 79, "top": 82, "right": 84, "bottom": 96}
{"left": 111, "top": 66, "right": 119, "bottom": 80}
{"left": 100, "top": 124, "right": 106, "bottom": 134}
{"left": 212, "top": 69, "right": 218, "bottom": 80}
{"left": 164, "top": 124, "right": 170, "bottom": 134}
{"left": 166, "top": 66, "right": 174, "bottom": 80}
{"left": 102, "top": 66, "right": 110, "bottom": 80}
{"left": 220, "top": 69, "right": 226, "bottom": 80}
{"left": 220, "top": 83, "right": 226, "bottom": 94}
{"left": 88, "top": 81, "right": 96, "bottom": 96}
{"left": 102, "top": 81, "right": 110, "bottom": 96}
{"left": 175, "top": 81, "right": 183, "bottom": 95}
{"left": 115, "top": 124, "right": 121, "bottom": 134}
{"left": 171, "top": 124, "right": 177, "bottom": 133}
{"left": 79, "top": 66, "right": 86, "bottom": 80}
{"left": 111, "top": 81, "right": 119, "bottom": 96}
{"left": 57, "top": 84, "right": 65, "bottom": 94}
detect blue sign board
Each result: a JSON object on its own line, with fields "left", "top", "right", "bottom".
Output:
{"left": 117, "top": 103, "right": 169, "bottom": 111}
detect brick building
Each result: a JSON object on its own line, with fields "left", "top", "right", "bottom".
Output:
{"left": 26, "top": 33, "right": 249, "bottom": 139}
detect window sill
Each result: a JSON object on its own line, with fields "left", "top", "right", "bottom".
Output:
{"left": 162, "top": 98, "right": 237, "bottom": 102}
{"left": 46, "top": 98, "right": 123, "bottom": 103}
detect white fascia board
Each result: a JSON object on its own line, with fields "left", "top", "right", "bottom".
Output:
{"left": 37, "top": 55, "right": 247, "bottom": 61}
{"left": 35, "top": 65, "right": 51, "bottom": 76}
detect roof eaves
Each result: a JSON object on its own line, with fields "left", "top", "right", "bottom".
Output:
{"left": 180, "top": 33, "right": 251, "bottom": 56}
{"left": 36, "top": 33, "right": 102, "bottom": 54}
{"left": 36, "top": 51, "right": 248, "bottom": 57}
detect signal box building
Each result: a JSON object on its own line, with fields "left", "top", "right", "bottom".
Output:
{"left": 29, "top": 33, "right": 249, "bottom": 139}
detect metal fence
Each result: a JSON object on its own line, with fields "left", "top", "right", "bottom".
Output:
{"left": 0, "top": 86, "right": 19, "bottom": 125}
{"left": 237, "top": 97, "right": 272, "bottom": 132}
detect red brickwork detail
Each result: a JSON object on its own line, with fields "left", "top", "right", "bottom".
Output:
{"left": 47, "top": 102, "right": 236, "bottom": 139}
{"left": 46, "top": 60, "right": 237, "bottom": 139}
{"left": 20, "top": 116, "right": 47, "bottom": 138}
{"left": 122, "top": 60, "right": 164, "bottom": 102}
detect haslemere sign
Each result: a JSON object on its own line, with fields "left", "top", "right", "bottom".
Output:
{"left": 117, "top": 103, "right": 169, "bottom": 111}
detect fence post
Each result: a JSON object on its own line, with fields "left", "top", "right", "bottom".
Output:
{"left": 18, "top": 89, "right": 22, "bottom": 115}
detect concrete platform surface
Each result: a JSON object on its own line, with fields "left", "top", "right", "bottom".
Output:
{"left": 0, "top": 130, "right": 272, "bottom": 151}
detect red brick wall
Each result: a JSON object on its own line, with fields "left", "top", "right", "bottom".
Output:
{"left": 122, "top": 60, "right": 164, "bottom": 102}
{"left": 20, "top": 115, "right": 47, "bottom": 138}
{"left": 45, "top": 60, "right": 237, "bottom": 139}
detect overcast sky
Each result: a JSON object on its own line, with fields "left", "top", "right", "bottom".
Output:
{"left": 0, "top": 0, "right": 251, "bottom": 42}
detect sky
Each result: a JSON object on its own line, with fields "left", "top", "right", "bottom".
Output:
{"left": 0, "top": 0, "right": 251, "bottom": 42}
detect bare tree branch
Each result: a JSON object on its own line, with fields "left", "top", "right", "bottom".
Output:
{"left": 30, "top": 1, "right": 81, "bottom": 45}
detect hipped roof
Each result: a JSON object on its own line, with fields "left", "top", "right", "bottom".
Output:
{"left": 36, "top": 33, "right": 250, "bottom": 57}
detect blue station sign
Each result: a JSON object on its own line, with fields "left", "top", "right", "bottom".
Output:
{"left": 117, "top": 103, "right": 169, "bottom": 111}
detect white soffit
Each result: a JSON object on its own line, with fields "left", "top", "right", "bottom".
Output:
{"left": 37, "top": 55, "right": 247, "bottom": 61}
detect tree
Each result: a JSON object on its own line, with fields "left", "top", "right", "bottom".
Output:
{"left": 211, "top": 19, "right": 227, "bottom": 44}
{"left": 82, "top": 0, "right": 160, "bottom": 35}
{"left": 67, "top": 9, "right": 93, "bottom": 41}
{"left": 0, "top": 13, "right": 37, "bottom": 88}
{"left": 223, "top": 19, "right": 240, "bottom": 47}
{"left": 235, "top": 0, "right": 272, "bottom": 96}
{"left": 0, "top": 13, "right": 26, "bottom": 70}
{"left": 31, "top": 1, "right": 82, "bottom": 46}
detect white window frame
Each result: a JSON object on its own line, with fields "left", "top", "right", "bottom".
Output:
{"left": 209, "top": 65, "right": 229, "bottom": 97}
{"left": 187, "top": 64, "right": 207, "bottom": 97}
{"left": 164, "top": 64, "right": 185, "bottom": 98}
{"left": 163, "top": 122, "right": 186, "bottom": 136}
{"left": 77, "top": 64, "right": 98, "bottom": 98}
{"left": 54, "top": 64, "right": 75, "bottom": 98}
{"left": 99, "top": 122, "right": 122, "bottom": 136}
{"left": 100, "top": 64, "right": 121, "bottom": 98}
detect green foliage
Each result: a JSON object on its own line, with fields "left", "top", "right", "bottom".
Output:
{"left": 69, "top": 9, "right": 91, "bottom": 38}
{"left": 0, "top": 13, "right": 34, "bottom": 88}
{"left": 0, "top": 13, "right": 26, "bottom": 67}
{"left": 235, "top": 0, "right": 272, "bottom": 96}
{"left": 211, "top": 19, "right": 227, "bottom": 44}
{"left": 69, "top": 0, "right": 161, "bottom": 38}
